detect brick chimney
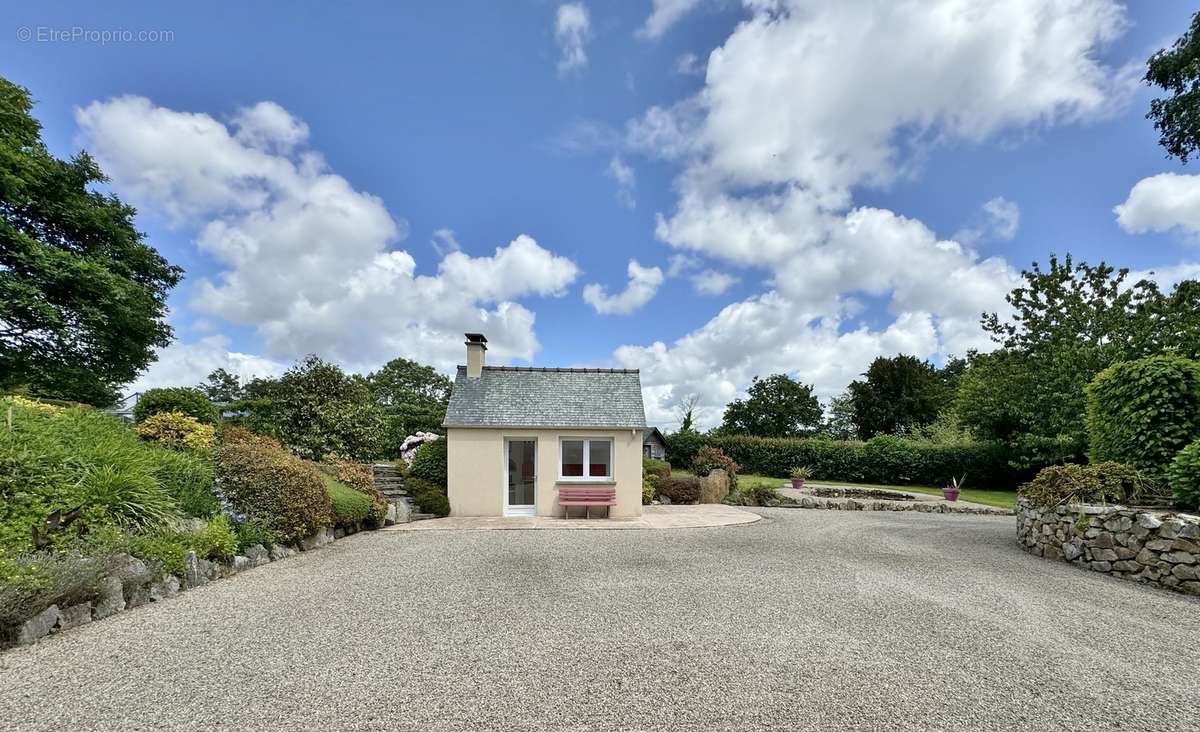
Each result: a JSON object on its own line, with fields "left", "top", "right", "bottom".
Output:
{"left": 465, "top": 333, "right": 487, "bottom": 378}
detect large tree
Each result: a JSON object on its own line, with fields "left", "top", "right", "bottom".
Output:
{"left": 367, "top": 357, "right": 452, "bottom": 445}
{"left": 0, "top": 77, "right": 181, "bottom": 405}
{"left": 1146, "top": 11, "right": 1200, "bottom": 163}
{"left": 198, "top": 368, "right": 245, "bottom": 403}
{"left": 719, "top": 373, "right": 822, "bottom": 438}
{"left": 846, "top": 355, "right": 951, "bottom": 439}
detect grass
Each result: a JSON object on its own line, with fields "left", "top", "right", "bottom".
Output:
{"left": 672, "top": 468, "right": 1017, "bottom": 506}
{"left": 321, "top": 474, "right": 372, "bottom": 525}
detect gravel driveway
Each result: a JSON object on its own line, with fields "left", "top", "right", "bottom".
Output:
{"left": 2, "top": 509, "right": 1197, "bottom": 731}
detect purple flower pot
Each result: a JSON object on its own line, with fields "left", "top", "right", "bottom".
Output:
{"left": 790, "top": 478, "right": 805, "bottom": 490}
{"left": 943, "top": 487, "right": 960, "bottom": 502}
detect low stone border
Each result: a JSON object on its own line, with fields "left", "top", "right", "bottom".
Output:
{"left": 1016, "top": 499, "right": 1200, "bottom": 598}
{"left": 14, "top": 524, "right": 362, "bottom": 646}
{"left": 774, "top": 495, "right": 1010, "bottom": 516}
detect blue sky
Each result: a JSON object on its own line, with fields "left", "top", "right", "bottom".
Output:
{"left": 4, "top": 1, "right": 1200, "bottom": 428}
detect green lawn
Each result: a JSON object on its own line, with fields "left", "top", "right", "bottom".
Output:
{"left": 735, "top": 473, "right": 1018, "bottom": 510}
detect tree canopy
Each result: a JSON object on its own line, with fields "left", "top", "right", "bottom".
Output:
{"left": 1146, "top": 11, "right": 1200, "bottom": 163}
{"left": 719, "top": 373, "right": 822, "bottom": 438}
{"left": 0, "top": 76, "right": 181, "bottom": 405}
{"left": 846, "top": 355, "right": 952, "bottom": 439}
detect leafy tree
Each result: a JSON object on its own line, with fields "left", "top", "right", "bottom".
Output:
{"left": 719, "top": 374, "right": 822, "bottom": 438}
{"left": 1146, "top": 11, "right": 1200, "bottom": 163}
{"left": 0, "top": 77, "right": 181, "bottom": 405}
{"left": 198, "top": 368, "right": 244, "bottom": 403}
{"left": 367, "top": 357, "right": 451, "bottom": 444}
{"left": 846, "top": 355, "right": 950, "bottom": 439}
{"left": 820, "top": 391, "right": 857, "bottom": 440}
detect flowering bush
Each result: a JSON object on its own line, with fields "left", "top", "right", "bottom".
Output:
{"left": 399, "top": 431, "right": 440, "bottom": 465}
{"left": 137, "top": 411, "right": 216, "bottom": 452}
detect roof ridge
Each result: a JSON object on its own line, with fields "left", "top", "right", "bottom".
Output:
{"left": 479, "top": 365, "right": 639, "bottom": 374}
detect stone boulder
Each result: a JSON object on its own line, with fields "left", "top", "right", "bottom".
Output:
{"left": 244, "top": 544, "right": 270, "bottom": 567}
{"left": 56, "top": 603, "right": 93, "bottom": 631}
{"left": 698, "top": 469, "right": 730, "bottom": 504}
{"left": 17, "top": 605, "right": 59, "bottom": 645}
{"left": 92, "top": 576, "right": 125, "bottom": 620}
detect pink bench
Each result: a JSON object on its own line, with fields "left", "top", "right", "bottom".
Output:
{"left": 558, "top": 485, "right": 616, "bottom": 519}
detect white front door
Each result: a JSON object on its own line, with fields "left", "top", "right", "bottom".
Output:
{"left": 505, "top": 438, "right": 536, "bottom": 516}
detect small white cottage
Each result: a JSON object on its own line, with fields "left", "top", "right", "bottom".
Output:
{"left": 443, "top": 334, "right": 647, "bottom": 518}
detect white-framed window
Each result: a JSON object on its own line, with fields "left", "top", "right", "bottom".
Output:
{"left": 559, "top": 437, "right": 613, "bottom": 480}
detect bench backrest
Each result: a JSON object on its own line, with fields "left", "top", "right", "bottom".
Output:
{"left": 558, "top": 486, "right": 616, "bottom": 501}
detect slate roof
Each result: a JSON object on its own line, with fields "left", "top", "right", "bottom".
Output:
{"left": 443, "top": 366, "right": 647, "bottom": 429}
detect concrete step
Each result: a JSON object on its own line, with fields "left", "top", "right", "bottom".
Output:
{"left": 409, "top": 513, "right": 436, "bottom": 521}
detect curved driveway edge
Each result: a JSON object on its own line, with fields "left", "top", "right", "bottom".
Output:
{"left": 383, "top": 503, "right": 761, "bottom": 531}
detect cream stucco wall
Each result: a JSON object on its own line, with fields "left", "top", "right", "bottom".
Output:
{"left": 446, "top": 427, "right": 643, "bottom": 518}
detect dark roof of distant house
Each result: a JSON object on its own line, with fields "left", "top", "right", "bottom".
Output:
{"left": 443, "top": 366, "right": 647, "bottom": 429}
{"left": 643, "top": 426, "right": 666, "bottom": 444}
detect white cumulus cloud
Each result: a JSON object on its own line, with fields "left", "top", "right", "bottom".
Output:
{"left": 76, "top": 96, "right": 580, "bottom": 383}
{"left": 583, "top": 260, "right": 664, "bottom": 315}
{"left": 638, "top": 0, "right": 704, "bottom": 40}
{"left": 555, "top": 2, "right": 591, "bottom": 75}
{"left": 1115, "top": 173, "right": 1200, "bottom": 236}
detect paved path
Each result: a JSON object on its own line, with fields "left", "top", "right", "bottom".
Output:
{"left": 2, "top": 509, "right": 1197, "bottom": 731}
{"left": 386, "top": 503, "right": 761, "bottom": 531}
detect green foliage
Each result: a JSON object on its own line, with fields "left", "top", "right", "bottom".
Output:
{"left": 134, "top": 388, "right": 219, "bottom": 425}
{"left": 0, "top": 397, "right": 211, "bottom": 554}
{"left": 214, "top": 429, "right": 332, "bottom": 543}
{"left": 370, "top": 357, "right": 451, "bottom": 449}
{"left": 407, "top": 438, "right": 448, "bottom": 486}
{"left": 322, "top": 455, "right": 388, "bottom": 528}
{"left": 1145, "top": 12, "right": 1200, "bottom": 164}
{"left": 129, "top": 516, "right": 238, "bottom": 577}
{"left": 197, "top": 368, "right": 244, "bottom": 403}
{"left": 731, "top": 481, "right": 780, "bottom": 507}
{"left": 657, "top": 475, "right": 700, "bottom": 504}
{"left": 151, "top": 448, "right": 219, "bottom": 519}
{"left": 642, "top": 458, "right": 671, "bottom": 480}
{"left": 405, "top": 477, "right": 450, "bottom": 517}
{"left": 234, "top": 518, "right": 277, "bottom": 554}
{"left": 1019, "top": 462, "right": 1154, "bottom": 508}
{"left": 691, "top": 446, "right": 739, "bottom": 491}
{"left": 719, "top": 373, "right": 823, "bottom": 438}
{"left": 323, "top": 475, "right": 372, "bottom": 526}
{"left": 667, "top": 432, "right": 1022, "bottom": 488}
{"left": 0, "top": 546, "right": 108, "bottom": 641}
{"left": 0, "top": 77, "right": 181, "bottom": 406}
{"left": 1086, "top": 356, "right": 1200, "bottom": 480}
{"left": 642, "top": 474, "right": 659, "bottom": 505}
{"left": 136, "top": 411, "right": 216, "bottom": 451}
{"left": 847, "top": 355, "right": 953, "bottom": 439}
{"left": 1168, "top": 439, "right": 1200, "bottom": 510}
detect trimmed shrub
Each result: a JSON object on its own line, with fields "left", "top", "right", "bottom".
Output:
{"left": 1168, "top": 439, "right": 1200, "bottom": 510}
{"left": 134, "top": 387, "right": 219, "bottom": 425}
{"left": 1086, "top": 356, "right": 1200, "bottom": 480}
{"left": 215, "top": 433, "right": 332, "bottom": 543}
{"left": 323, "top": 475, "right": 372, "bottom": 526}
{"left": 136, "top": 411, "right": 215, "bottom": 452}
{"left": 406, "top": 477, "right": 450, "bottom": 517}
{"left": 323, "top": 455, "right": 388, "bottom": 528}
{"left": 407, "top": 438, "right": 447, "bottom": 486}
{"left": 1019, "top": 462, "right": 1153, "bottom": 508}
{"left": 667, "top": 433, "right": 1020, "bottom": 488}
{"left": 643, "top": 458, "right": 671, "bottom": 480}
{"left": 657, "top": 475, "right": 700, "bottom": 504}
{"left": 692, "top": 446, "right": 739, "bottom": 491}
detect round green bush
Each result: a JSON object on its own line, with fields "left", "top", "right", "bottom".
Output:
{"left": 214, "top": 436, "right": 332, "bottom": 543}
{"left": 407, "top": 438, "right": 447, "bottom": 486}
{"left": 1086, "top": 356, "right": 1200, "bottom": 480}
{"left": 1168, "top": 439, "right": 1200, "bottom": 510}
{"left": 657, "top": 475, "right": 700, "bottom": 504}
{"left": 405, "top": 477, "right": 449, "bottom": 517}
{"left": 134, "top": 387, "right": 219, "bottom": 425}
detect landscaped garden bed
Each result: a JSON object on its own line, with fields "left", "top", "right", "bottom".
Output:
{"left": 0, "top": 394, "right": 393, "bottom": 648}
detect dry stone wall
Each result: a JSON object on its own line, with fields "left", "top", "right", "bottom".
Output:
{"left": 1016, "top": 499, "right": 1200, "bottom": 598}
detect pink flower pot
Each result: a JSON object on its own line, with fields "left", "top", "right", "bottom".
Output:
{"left": 790, "top": 478, "right": 805, "bottom": 490}
{"left": 943, "top": 488, "right": 960, "bottom": 502}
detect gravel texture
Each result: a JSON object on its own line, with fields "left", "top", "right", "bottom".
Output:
{"left": 2, "top": 509, "right": 1198, "bottom": 731}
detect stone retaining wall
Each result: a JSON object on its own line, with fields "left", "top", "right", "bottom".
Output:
{"left": 1016, "top": 499, "right": 1200, "bottom": 598}
{"left": 13, "top": 524, "right": 362, "bottom": 646}
{"left": 781, "top": 495, "right": 1008, "bottom": 515}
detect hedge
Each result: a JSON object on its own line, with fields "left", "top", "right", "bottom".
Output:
{"left": 407, "top": 438, "right": 447, "bottom": 486}
{"left": 666, "top": 432, "right": 1022, "bottom": 488}
{"left": 1086, "top": 356, "right": 1200, "bottom": 481}
{"left": 133, "top": 387, "right": 219, "bottom": 425}
{"left": 214, "top": 429, "right": 332, "bottom": 543}
{"left": 1168, "top": 439, "right": 1200, "bottom": 510}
